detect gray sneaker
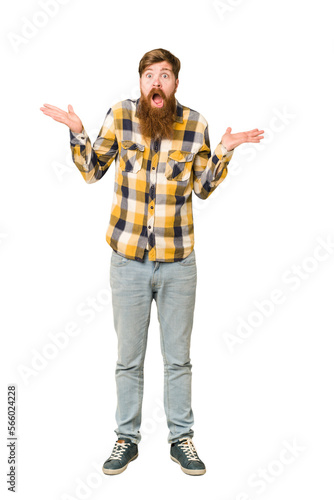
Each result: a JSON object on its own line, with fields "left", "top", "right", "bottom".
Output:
{"left": 170, "top": 437, "right": 206, "bottom": 475}
{"left": 102, "top": 438, "right": 138, "bottom": 475}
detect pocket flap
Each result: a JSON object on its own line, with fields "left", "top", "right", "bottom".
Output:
{"left": 168, "top": 150, "right": 194, "bottom": 162}
{"left": 121, "top": 140, "right": 145, "bottom": 152}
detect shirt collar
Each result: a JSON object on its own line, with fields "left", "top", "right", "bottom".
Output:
{"left": 135, "top": 97, "right": 183, "bottom": 123}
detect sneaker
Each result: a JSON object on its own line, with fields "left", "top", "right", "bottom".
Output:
{"left": 170, "top": 437, "right": 206, "bottom": 475}
{"left": 102, "top": 438, "right": 138, "bottom": 475}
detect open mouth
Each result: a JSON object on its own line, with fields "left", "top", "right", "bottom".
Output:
{"left": 152, "top": 93, "right": 164, "bottom": 107}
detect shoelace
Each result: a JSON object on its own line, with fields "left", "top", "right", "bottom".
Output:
{"left": 108, "top": 442, "right": 130, "bottom": 461}
{"left": 177, "top": 438, "right": 201, "bottom": 462}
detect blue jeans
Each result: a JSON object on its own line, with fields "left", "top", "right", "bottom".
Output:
{"left": 109, "top": 248, "right": 197, "bottom": 445}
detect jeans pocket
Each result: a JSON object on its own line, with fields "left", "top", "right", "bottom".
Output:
{"left": 176, "top": 249, "right": 196, "bottom": 266}
{"left": 111, "top": 250, "right": 131, "bottom": 266}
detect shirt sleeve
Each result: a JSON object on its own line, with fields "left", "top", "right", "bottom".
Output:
{"left": 192, "top": 123, "right": 234, "bottom": 200}
{"left": 69, "top": 107, "right": 118, "bottom": 184}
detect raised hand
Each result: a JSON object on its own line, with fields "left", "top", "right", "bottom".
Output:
{"left": 40, "top": 103, "right": 83, "bottom": 134}
{"left": 221, "top": 127, "right": 264, "bottom": 151}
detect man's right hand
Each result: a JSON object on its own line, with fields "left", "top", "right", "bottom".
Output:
{"left": 40, "top": 103, "right": 83, "bottom": 134}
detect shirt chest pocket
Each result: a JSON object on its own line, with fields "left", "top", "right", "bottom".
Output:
{"left": 119, "top": 140, "right": 145, "bottom": 173}
{"left": 165, "top": 150, "right": 195, "bottom": 182}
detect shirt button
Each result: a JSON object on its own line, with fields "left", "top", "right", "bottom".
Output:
{"left": 150, "top": 205, "right": 153, "bottom": 209}
{"left": 148, "top": 225, "right": 151, "bottom": 229}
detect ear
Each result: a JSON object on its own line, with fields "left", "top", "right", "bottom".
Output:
{"left": 175, "top": 78, "right": 179, "bottom": 92}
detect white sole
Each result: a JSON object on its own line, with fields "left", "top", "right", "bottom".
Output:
{"left": 102, "top": 452, "right": 138, "bottom": 475}
{"left": 170, "top": 455, "right": 206, "bottom": 475}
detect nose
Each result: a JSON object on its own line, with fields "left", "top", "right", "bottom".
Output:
{"left": 152, "top": 76, "right": 161, "bottom": 87}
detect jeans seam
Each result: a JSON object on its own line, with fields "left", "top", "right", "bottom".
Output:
{"left": 135, "top": 317, "right": 150, "bottom": 437}
{"left": 158, "top": 314, "right": 174, "bottom": 436}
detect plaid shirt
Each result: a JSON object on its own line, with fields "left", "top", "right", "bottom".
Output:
{"left": 69, "top": 98, "right": 234, "bottom": 262}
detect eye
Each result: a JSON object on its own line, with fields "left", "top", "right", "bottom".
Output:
{"left": 146, "top": 73, "right": 152, "bottom": 78}
{"left": 162, "top": 73, "right": 168, "bottom": 78}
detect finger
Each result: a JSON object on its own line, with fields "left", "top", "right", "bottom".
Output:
{"left": 247, "top": 129, "right": 265, "bottom": 136}
{"left": 247, "top": 130, "right": 265, "bottom": 138}
{"left": 40, "top": 107, "right": 61, "bottom": 115}
{"left": 41, "top": 110, "right": 65, "bottom": 120}
{"left": 41, "top": 107, "right": 66, "bottom": 117}
{"left": 41, "top": 109, "right": 65, "bottom": 122}
{"left": 42, "top": 103, "right": 65, "bottom": 113}
{"left": 41, "top": 107, "right": 66, "bottom": 118}
{"left": 41, "top": 109, "right": 67, "bottom": 123}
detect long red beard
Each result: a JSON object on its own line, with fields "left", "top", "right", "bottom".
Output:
{"left": 137, "top": 87, "right": 177, "bottom": 141}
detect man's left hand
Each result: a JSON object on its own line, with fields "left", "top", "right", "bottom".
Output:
{"left": 221, "top": 127, "right": 264, "bottom": 151}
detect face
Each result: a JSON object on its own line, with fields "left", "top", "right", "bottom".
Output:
{"left": 137, "top": 60, "right": 179, "bottom": 141}
{"left": 139, "top": 60, "right": 179, "bottom": 108}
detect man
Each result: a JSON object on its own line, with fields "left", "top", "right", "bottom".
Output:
{"left": 40, "top": 48, "right": 264, "bottom": 476}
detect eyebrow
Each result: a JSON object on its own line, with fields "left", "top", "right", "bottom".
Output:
{"left": 144, "top": 67, "right": 172, "bottom": 73}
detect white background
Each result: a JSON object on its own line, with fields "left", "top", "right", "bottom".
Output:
{"left": 1, "top": 0, "right": 334, "bottom": 498}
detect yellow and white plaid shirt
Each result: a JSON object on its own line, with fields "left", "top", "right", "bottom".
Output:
{"left": 69, "top": 98, "right": 234, "bottom": 262}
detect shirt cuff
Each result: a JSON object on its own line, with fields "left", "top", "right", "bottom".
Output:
{"left": 219, "top": 142, "right": 234, "bottom": 156}
{"left": 69, "top": 125, "right": 88, "bottom": 145}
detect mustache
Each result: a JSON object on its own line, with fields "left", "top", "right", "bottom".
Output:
{"left": 147, "top": 88, "right": 167, "bottom": 99}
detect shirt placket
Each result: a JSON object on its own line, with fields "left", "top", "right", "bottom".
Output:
{"left": 146, "top": 138, "right": 160, "bottom": 258}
